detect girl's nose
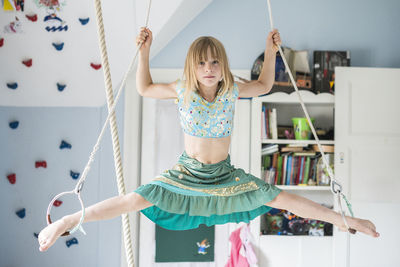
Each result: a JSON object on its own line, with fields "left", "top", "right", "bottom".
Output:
{"left": 205, "top": 63, "right": 212, "bottom": 72}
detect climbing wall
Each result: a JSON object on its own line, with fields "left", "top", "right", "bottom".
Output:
{"left": 0, "top": 0, "right": 111, "bottom": 107}
{"left": 0, "top": 0, "right": 131, "bottom": 266}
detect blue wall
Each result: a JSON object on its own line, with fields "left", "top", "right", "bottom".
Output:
{"left": 0, "top": 105, "right": 123, "bottom": 267}
{"left": 151, "top": 0, "right": 400, "bottom": 69}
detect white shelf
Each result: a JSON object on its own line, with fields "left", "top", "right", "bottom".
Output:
{"left": 262, "top": 139, "right": 335, "bottom": 145}
{"left": 260, "top": 234, "right": 333, "bottom": 240}
{"left": 276, "top": 185, "right": 331, "bottom": 191}
{"left": 257, "top": 91, "right": 335, "bottom": 104}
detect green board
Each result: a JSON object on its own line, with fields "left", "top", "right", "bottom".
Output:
{"left": 155, "top": 224, "right": 215, "bottom": 262}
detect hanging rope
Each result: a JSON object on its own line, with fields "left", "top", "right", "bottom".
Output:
{"left": 92, "top": 0, "right": 151, "bottom": 266}
{"left": 46, "top": 1, "right": 152, "bottom": 267}
{"left": 266, "top": 0, "right": 355, "bottom": 234}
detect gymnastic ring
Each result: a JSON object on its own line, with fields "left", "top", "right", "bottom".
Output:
{"left": 46, "top": 189, "right": 86, "bottom": 236}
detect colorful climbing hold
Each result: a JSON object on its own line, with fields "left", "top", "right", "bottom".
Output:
{"left": 46, "top": 25, "right": 68, "bottom": 32}
{"left": 9, "top": 120, "right": 19, "bottom": 129}
{"left": 59, "top": 140, "right": 71, "bottom": 149}
{"left": 7, "top": 82, "right": 18, "bottom": 90}
{"left": 70, "top": 171, "right": 80, "bottom": 180}
{"left": 16, "top": 208, "right": 26, "bottom": 219}
{"left": 57, "top": 83, "right": 66, "bottom": 92}
{"left": 53, "top": 200, "right": 63, "bottom": 207}
{"left": 22, "top": 58, "right": 32, "bottom": 67}
{"left": 26, "top": 14, "right": 38, "bottom": 22}
{"left": 66, "top": 237, "right": 78, "bottom": 248}
{"left": 35, "top": 160, "right": 47, "bottom": 168}
{"left": 90, "top": 63, "right": 101, "bottom": 70}
{"left": 0, "top": 38, "right": 4, "bottom": 47}
{"left": 44, "top": 14, "right": 68, "bottom": 32}
{"left": 34, "top": 233, "right": 39, "bottom": 238}
{"left": 4, "top": 17, "right": 22, "bottom": 34}
{"left": 52, "top": 42, "right": 64, "bottom": 51}
{"left": 79, "top": 18, "right": 90, "bottom": 25}
{"left": 7, "top": 173, "right": 16, "bottom": 184}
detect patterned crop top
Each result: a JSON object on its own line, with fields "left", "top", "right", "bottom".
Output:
{"left": 175, "top": 80, "right": 239, "bottom": 138}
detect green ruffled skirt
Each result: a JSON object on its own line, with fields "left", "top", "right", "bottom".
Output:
{"left": 134, "top": 151, "right": 281, "bottom": 230}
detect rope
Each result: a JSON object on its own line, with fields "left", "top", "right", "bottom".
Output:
{"left": 92, "top": 1, "right": 152, "bottom": 266}
{"left": 266, "top": 0, "right": 355, "bottom": 233}
{"left": 46, "top": 1, "right": 152, "bottom": 267}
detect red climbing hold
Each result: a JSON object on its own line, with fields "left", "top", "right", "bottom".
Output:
{"left": 7, "top": 173, "right": 16, "bottom": 184}
{"left": 0, "top": 38, "right": 4, "bottom": 47}
{"left": 90, "top": 63, "right": 101, "bottom": 70}
{"left": 22, "top": 59, "right": 32, "bottom": 67}
{"left": 35, "top": 161, "right": 47, "bottom": 168}
{"left": 26, "top": 14, "right": 38, "bottom": 22}
{"left": 53, "top": 200, "right": 63, "bottom": 207}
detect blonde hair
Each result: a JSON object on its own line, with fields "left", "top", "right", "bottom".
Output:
{"left": 183, "top": 36, "right": 234, "bottom": 106}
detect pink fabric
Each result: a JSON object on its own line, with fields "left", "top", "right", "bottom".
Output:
{"left": 225, "top": 227, "right": 249, "bottom": 267}
{"left": 240, "top": 225, "right": 258, "bottom": 265}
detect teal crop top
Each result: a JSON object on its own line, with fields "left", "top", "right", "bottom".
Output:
{"left": 175, "top": 80, "right": 239, "bottom": 138}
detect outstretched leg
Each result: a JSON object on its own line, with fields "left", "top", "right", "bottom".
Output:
{"left": 265, "top": 191, "right": 379, "bottom": 238}
{"left": 38, "top": 192, "right": 152, "bottom": 252}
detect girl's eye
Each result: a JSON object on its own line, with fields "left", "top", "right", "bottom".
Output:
{"left": 212, "top": 60, "right": 219, "bottom": 64}
{"left": 199, "top": 62, "right": 205, "bottom": 66}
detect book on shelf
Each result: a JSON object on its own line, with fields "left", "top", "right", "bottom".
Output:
{"left": 261, "top": 106, "right": 278, "bottom": 139}
{"left": 303, "top": 156, "right": 311, "bottom": 185}
{"left": 293, "top": 151, "right": 316, "bottom": 156}
{"left": 262, "top": 144, "right": 279, "bottom": 155}
{"left": 276, "top": 155, "right": 283, "bottom": 185}
{"left": 261, "top": 105, "right": 267, "bottom": 139}
{"left": 281, "top": 146, "right": 303, "bottom": 152}
{"left": 270, "top": 108, "right": 278, "bottom": 139}
{"left": 261, "top": 149, "right": 333, "bottom": 186}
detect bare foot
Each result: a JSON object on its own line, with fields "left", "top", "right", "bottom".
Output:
{"left": 38, "top": 219, "right": 69, "bottom": 252}
{"left": 338, "top": 217, "right": 380, "bottom": 238}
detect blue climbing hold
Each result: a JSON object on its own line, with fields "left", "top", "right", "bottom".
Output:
{"left": 57, "top": 83, "right": 66, "bottom": 92}
{"left": 9, "top": 121, "right": 19, "bottom": 129}
{"left": 66, "top": 237, "right": 78, "bottom": 248}
{"left": 70, "top": 171, "right": 80, "bottom": 180}
{"left": 52, "top": 42, "right": 64, "bottom": 51}
{"left": 34, "top": 233, "right": 39, "bottom": 238}
{"left": 46, "top": 25, "right": 68, "bottom": 32}
{"left": 79, "top": 18, "right": 90, "bottom": 25}
{"left": 44, "top": 15, "right": 63, "bottom": 23}
{"left": 7, "top": 82, "right": 18, "bottom": 90}
{"left": 16, "top": 208, "right": 26, "bottom": 219}
{"left": 60, "top": 140, "right": 72, "bottom": 149}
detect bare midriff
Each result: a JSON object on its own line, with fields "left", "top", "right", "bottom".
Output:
{"left": 184, "top": 133, "right": 231, "bottom": 164}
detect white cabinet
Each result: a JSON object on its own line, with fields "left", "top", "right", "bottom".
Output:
{"left": 333, "top": 67, "right": 400, "bottom": 267}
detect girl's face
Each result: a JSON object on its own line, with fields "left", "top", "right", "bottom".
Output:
{"left": 195, "top": 47, "right": 222, "bottom": 90}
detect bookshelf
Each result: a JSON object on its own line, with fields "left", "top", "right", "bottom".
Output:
{"left": 249, "top": 90, "right": 336, "bottom": 266}
{"left": 262, "top": 139, "right": 334, "bottom": 145}
{"left": 251, "top": 90, "right": 335, "bottom": 189}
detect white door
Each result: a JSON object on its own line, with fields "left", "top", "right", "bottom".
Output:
{"left": 334, "top": 67, "right": 400, "bottom": 267}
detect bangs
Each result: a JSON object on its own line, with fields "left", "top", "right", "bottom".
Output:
{"left": 193, "top": 38, "right": 222, "bottom": 64}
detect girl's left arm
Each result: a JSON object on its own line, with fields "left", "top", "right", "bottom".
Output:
{"left": 237, "top": 29, "right": 281, "bottom": 98}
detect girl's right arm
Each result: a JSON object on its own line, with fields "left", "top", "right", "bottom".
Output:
{"left": 136, "top": 27, "right": 177, "bottom": 99}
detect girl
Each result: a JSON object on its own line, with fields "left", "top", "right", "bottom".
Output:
{"left": 38, "top": 28, "right": 379, "bottom": 252}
